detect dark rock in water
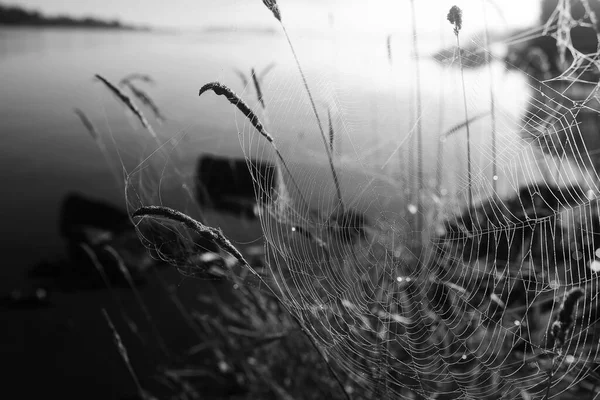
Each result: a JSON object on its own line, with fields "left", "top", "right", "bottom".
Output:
{"left": 45, "top": 192, "right": 228, "bottom": 290}
{"left": 35, "top": 193, "right": 156, "bottom": 290}
{"left": 195, "top": 154, "right": 277, "bottom": 219}
{"left": 439, "top": 184, "right": 586, "bottom": 264}
{"left": 327, "top": 209, "right": 369, "bottom": 245}
{"left": 60, "top": 193, "right": 130, "bottom": 243}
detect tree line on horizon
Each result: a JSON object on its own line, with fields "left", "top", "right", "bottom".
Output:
{"left": 0, "top": 3, "right": 149, "bottom": 30}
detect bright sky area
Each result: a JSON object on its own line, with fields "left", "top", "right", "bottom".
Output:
{"left": 7, "top": 0, "right": 541, "bottom": 34}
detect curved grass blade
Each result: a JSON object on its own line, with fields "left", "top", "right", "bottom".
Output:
{"left": 259, "top": 62, "right": 276, "bottom": 81}
{"left": 119, "top": 73, "right": 155, "bottom": 86}
{"left": 74, "top": 108, "right": 100, "bottom": 141}
{"left": 125, "top": 82, "right": 166, "bottom": 122}
{"left": 95, "top": 74, "right": 157, "bottom": 139}
{"left": 251, "top": 68, "right": 266, "bottom": 109}
{"left": 199, "top": 82, "right": 273, "bottom": 143}
{"left": 233, "top": 68, "right": 249, "bottom": 88}
{"left": 386, "top": 34, "right": 392, "bottom": 65}
{"left": 443, "top": 112, "right": 489, "bottom": 137}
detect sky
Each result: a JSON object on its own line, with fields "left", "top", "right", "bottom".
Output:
{"left": 7, "top": 0, "right": 541, "bottom": 33}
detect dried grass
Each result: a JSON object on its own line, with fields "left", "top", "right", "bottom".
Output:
{"left": 447, "top": 5, "right": 473, "bottom": 210}
{"left": 104, "top": 245, "right": 170, "bottom": 358}
{"left": 124, "top": 81, "right": 166, "bottom": 122}
{"left": 95, "top": 74, "right": 157, "bottom": 139}
{"left": 199, "top": 81, "right": 311, "bottom": 213}
{"left": 262, "top": 0, "right": 282, "bottom": 22}
{"left": 251, "top": 68, "right": 265, "bottom": 109}
{"left": 102, "top": 309, "right": 156, "bottom": 400}
{"left": 120, "top": 73, "right": 155, "bottom": 86}
{"left": 73, "top": 108, "right": 100, "bottom": 141}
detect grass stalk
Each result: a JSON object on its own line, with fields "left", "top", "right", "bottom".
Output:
{"left": 386, "top": 33, "right": 411, "bottom": 195}
{"left": 409, "top": 0, "right": 424, "bottom": 235}
{"left": 104, "top": 245, "right": 171, "bottom": 359}
{"left": 124, "top": 81, "right": 166, "bottom": 122}
{"left": 543, "top": 288, "right": 585, "bottom": 399}
{"left": 328, "top": 108, "right": 334, "bottom": 154}
{"left": 482, "top": 0, "right": 498, "bottom": 195}
{"left": 95, "top": 74, "right": 158, "bottom": 141}
{"left": 80, "top": 243, "right": 142, "bottom": 342}
{"left": 251, "top": 68, "right": 266, "bottom": 109}
{"left": 435, "top": 22, "right": 446, "bottom": 199}
{"left": 386, "top": 34, "right": 392, "bottom": 65}
{"left": 102, "top": 309, "right": 150, "bottom": 400}
{"left": 448, "top": 6, "right": 473, "bottom": 211}
{"left": 261, "top": 0, "right": 344, "bottom": 216}
{"left": 73, "top": 107, "right": 124, "bottom": 188}
{"left": 279, "top": 23, "right": 345, "bottom": 214}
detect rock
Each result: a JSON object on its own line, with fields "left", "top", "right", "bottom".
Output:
{"left": 40, "top": 193, "right": 156, "bottom": 290}
{"left": 195, "top": 154, "right": 277, "bottom": 219}
{"left": 440, "top": 184, "right": 586, "bottom": 263}
{"left": 60, "top": 192, "right": 130, "bottom": 243}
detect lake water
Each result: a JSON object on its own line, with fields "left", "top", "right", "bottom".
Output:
{"left": 0, "top": 25, "right": 590, "bottom": 290}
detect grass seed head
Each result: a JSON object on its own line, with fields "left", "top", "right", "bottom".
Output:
{"left": 447, "top": 5, "right": 463, "bottom": 35}
{"left": 199, "top": 82, "right": 273, "bottom": 143}
{"left": 251, "top": 68, "right": 266, "bottom": 109}
{"left": 550, "top": 287, "right": 585, "bottom": 348}
{"left": 262, "top": 0, "right": 282, "bottom": 22}
{"left": 328, "top": 108, "right": 334, "bottom": 153}
{"left": 125, "top": 82, "right": 166, "bottom": 122}
{"left": 119, "top": 73, "right": 155, "bottom": 87}
{"left": 73, "top": 108, "right": 99, "bottom": 141}
{"left": 95, "top": 74, "right": 154, "bottom": 134}
{"left": 386, "top": 34, "right": 392, "bottom": 64}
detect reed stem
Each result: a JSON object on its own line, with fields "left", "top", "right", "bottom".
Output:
{"left": 435, "top": 22, "right": 446, "bottom": 199}
{"left": 409, "top": 0, "right": 424, "bottom": 236}
{"left": 456, "top": 34, "right": 473, "bottom": 211}
{"left": 280, "top": 24, "right": 345, "bottom": 214}
{"left": 482, "top": 0, "right": 498, "bottom": 195}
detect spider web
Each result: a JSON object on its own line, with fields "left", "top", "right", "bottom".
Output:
{"left": 105, "top": 0, "right": 600, "bottom": 398}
